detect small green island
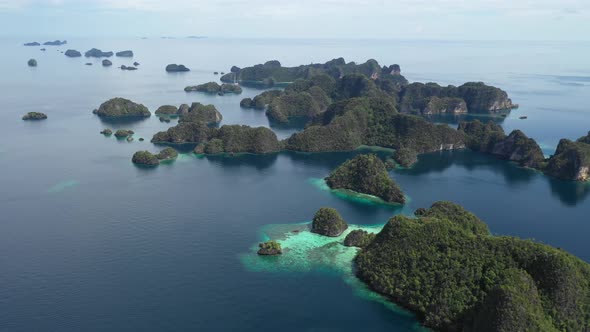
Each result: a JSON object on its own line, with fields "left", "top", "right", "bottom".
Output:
{"left": 100, "top": 128, "right": 112, "bottom": 135}
{"left": 92, "top": 98, "right": 151, "bottom": 118}
{"left": 325, "top": 154, "right": 405, "bottom": 204}
{"left": 311, "top": 207, "right": 349, "bottom": 237}
{"left": 22, "top": 112, "right": 47, "bottom": 120}
{"left": 114, "top": 129, "right": 134, "bottom": 138}
{"left": 131, "top": 147, "right": 179, "bottom": 166}
{"left": 184, "top": 82, "right": 243, "bottom": 95}
{"left": 257, "top": 240, "right": 282, "bottom": 256}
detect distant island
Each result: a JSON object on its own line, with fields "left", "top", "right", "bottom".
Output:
{"left": 184, "top": 82, "right": 242, "bottom": 95}
{"left": 221, "top": 58, "right": 408, "bottom": 88}
{"left": 132, "top": 147, "right": 179, "bottom": 166}
{"left": 354, "top": 201, "right": 590, "bottom": 331}
{"left": 85, "top": 48, "right": 114, "bottom": 58}
{"left": 65, "top": 49, "right": 82, "bottom": 57}
{"left": 43, "top": 40, "right": 67, "bottom": 46}
{"left": 22, "top": 112, "right": 47, "bottom": 120}
{"left": 115, "top": 50, "right": 133, "bottom": 57}
{"left": 165, "top": 64, "right": 190, "bottom": 72}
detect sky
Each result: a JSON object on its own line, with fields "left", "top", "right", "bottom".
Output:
{"left": 0, "top": 0, "right": 589, "bottom": 40}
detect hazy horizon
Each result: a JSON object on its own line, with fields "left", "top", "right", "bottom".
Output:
{"left": 1, "top": 0, "right": 589, "bottom": 40}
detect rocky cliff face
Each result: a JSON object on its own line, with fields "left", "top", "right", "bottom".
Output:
{"left": 457, "top": 82, "right": 517, "bottom": 112}
{"left": 459, "top": 121, "right": 543, "bottom": 168}
{"left": 423, "top": 97, "right": 468, "bottom": 115}
{"left": 545, "top": 139, "right": 590, "bottom": 181}
{"left": 491, "top": 130, "right": 545, "bottom": 168}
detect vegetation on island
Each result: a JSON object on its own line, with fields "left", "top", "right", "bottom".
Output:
{"left": 156, "top": 147, "right": 178, "bottom": 161}
{"left": 355, "top": 201, "right": 590, "bottom": 331}
{"left": 131, "top": 148, "right": 178, "bottom": 166}
{"left": 393, "top": 147, "right": 418, "bottom": 168}
{"left": 178, "top": 103, "right": 222, "bottom": 125}
{"left": 545, "top": 135, "right": 590, "bottom": 181}
{"left": 100, "top": 128, "right": 112, "bottom": 135}
{"left": 184, "top": 82, "right": 243, "bottom": 95}
{"left": 155, "top": 105, "right": 179, "bottom": 116}
{"left": 459, "top": 120, "right": 545, "bottom": 168}
{"left": 114, "top": 129, "right": 134, "bottom": 138}
{"left": 257, "top": 240, "right": 282, "bottom": 255}
{"left": 311, "top": 207, "right": 348, "bottom": 237}
{"left": 221, "top": 58, "right": 408, "bottom": 88}
{"left": 343, "top": 230, "right": 375, "bottom": 248}
{"left": 459, "top": 120, "right": 590, "bottom": 181}
{"left": 131, "top": 151, "right": 159, "bottom": 166}
{"left": 22, "top": 112, "right": 47, "bottom": 120}
{"left": 284, "top": 96, "right": 465, "bottom": 153}
{"left": 240, "top": 90, "right": 284, "bottom": 110}
{"left": 27, "top": 59, "right": 37, "bottom": 67}
{"left": 326, "top": 154, "right": 405, "bottom": 204}
{"left": 92, "top": 98, "right": 150, "bottom": 118}
{"left": 152, "top": 122, "right": 281, "bottom": 155}
{"left": 399, "top": 82, "right": 517, "bottom": 114}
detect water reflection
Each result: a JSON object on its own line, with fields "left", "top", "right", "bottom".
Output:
{"left": 398, "top": 150, "right": 590, "bottom": 205}
{"left": 203, "top": 153, "right": 279, "bottom": 171}
{"left": 97, "top": 115, "right": 151, "bottom": 126}
{"left": 548, "top": 177, "right": 590, "bottom": 206}
{"left": 426, "top": 112, "right": 508, "bottom": 126}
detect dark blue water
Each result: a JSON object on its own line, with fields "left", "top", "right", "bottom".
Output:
{"left": 1, "top": 37, "right": 590, "bottom": 331}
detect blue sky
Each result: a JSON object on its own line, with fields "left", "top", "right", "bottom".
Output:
{"left": 1, "top": 0, "right": 589, "bottom": 40}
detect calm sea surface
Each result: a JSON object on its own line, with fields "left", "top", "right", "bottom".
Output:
{"left": 1, "top": 37, "right": 589, "bottom": 331}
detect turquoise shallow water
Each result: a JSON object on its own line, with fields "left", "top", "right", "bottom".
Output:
{"left": 1, "top": 37, "right": 590, "bottom": 331}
